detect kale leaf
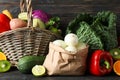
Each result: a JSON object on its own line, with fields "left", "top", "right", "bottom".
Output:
{"left": 66, "top": 11, "right": 118, "bottom": 51}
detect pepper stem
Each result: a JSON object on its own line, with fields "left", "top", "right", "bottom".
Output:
{"left": 104, "top": 61, "right": 110, "bottom": 69}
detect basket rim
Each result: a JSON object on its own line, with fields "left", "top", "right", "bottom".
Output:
{"left": 0, "top": 27, "right": 61, "bottom": 38}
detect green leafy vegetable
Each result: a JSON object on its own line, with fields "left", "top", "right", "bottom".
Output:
{"left": 91, "top": 11, "right": 118, "bottom": 51}
{"left": 45, "top": 17, "right": 60, "bottom": 29}
{"left": 66, "top": 13, "right": 94, "bottom": 33}
{"left": 45, "top": 17, "right": 62, "bottom": 35}
{"left": 66, "top": 11, "right": 118, "bottom": 51}
{"left": 76, "top": 22, "right": 104, "bottom": 50}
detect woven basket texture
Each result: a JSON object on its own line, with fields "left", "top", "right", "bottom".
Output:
{"left": 0, "top": 0, "right": 61, "bottom": 66}
{"left": 0, "top": 27, "right": 61, "bottom": 66}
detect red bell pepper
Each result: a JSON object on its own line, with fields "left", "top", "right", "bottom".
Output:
{"left": 0, "top": 13, "right": 11, "bottom": 33}
{"left": 89, "top": 50, "right": 113, "bottom": 76}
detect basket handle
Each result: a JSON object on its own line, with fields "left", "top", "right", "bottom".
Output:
{"left": 20, "top": 0, "right": 33, "bottom": 28}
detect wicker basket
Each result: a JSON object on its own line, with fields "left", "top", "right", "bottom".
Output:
{"left": 0, "top": 0, "right": 61, "bottom": 66}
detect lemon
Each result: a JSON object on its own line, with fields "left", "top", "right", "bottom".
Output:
{"left": 32, "top": 65, "right": 46, "bottom": 77}
{"left": 0, "top": 60, "right": 11, "bottom": 72}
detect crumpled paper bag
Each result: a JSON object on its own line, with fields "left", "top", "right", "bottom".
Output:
{"left": 43, "top": 42, "right": 89, "bottom": 75}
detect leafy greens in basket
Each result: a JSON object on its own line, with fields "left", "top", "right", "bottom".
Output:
{"left": 66, "top": 11, "right": 118, "bottom": 51}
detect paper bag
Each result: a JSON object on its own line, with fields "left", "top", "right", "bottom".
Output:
{"left": 43, "top": 42, "right": 89, "bottom": 75}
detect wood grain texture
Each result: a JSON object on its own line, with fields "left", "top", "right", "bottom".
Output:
{"left": 0, "top": 0, "right": 120, "bottom": 35}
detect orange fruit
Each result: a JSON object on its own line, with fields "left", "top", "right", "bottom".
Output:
{"left": 0, "top": 52, "right": 7, "bottom": 60}
{"left": 113, "top": 60, "right": 120, "bottom": 76}
{"left": 2, "top": 9, "right": 13, "bottom": 20}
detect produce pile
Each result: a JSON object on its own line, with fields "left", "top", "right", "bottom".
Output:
{"left": 0, "top": 9, "right": 62, "bottom": 35}
{"left": 1, "top": 9, "right": 120, "bottom": 77}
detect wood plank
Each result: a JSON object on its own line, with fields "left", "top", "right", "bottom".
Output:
{"left": 0, "top": 0, "right": 120, "bottom": 35}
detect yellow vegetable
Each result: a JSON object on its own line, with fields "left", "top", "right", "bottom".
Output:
{"left": 2, "top": 9, "right": 13, "bottom": 20}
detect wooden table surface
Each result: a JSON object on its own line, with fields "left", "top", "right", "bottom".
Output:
{"left": 0, "top": 0, "right": 120, "bottom": 79}
{"left": 0, "top": 68, "right": 120, "bottom": 80}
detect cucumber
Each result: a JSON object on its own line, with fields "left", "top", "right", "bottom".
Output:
{"left": 17, "top": 55, "right": 46, "bottom": 74}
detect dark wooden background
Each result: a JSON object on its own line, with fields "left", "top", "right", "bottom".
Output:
{"left": 0, "top": 0, "right": 120, "bottom": 36}
{"left": 0, "top": 0, "right": 120, "bottom": 79}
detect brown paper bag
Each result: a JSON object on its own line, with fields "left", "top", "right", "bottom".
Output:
{"left": 43, "top": 42, "right": 89, "bottom": 75}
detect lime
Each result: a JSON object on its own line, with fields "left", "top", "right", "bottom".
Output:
{"left": 32, "top": 65, "right": 46, "bottom": 77}
{"left": 0, "top": 60, "right": 11, "bottom": 72}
